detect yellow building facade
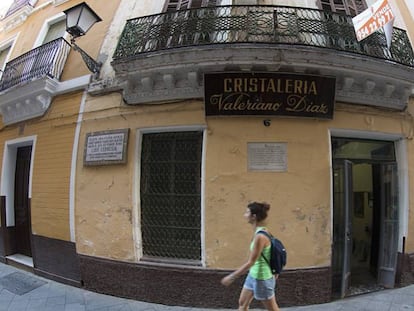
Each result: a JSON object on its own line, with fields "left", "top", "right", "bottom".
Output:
{"left": 0, "top": 0, "right": 119, "bottom": 285}
{"left": 0, "top": 0, "right": 414, "bottom": 308}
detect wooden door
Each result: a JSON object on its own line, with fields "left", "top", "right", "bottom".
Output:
{"left": 14, "top": 146, "right": 32, "bottom": 256}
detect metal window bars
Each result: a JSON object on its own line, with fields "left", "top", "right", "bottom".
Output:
{"left": 140, "top": 132, "right": 202, "bottom": 262}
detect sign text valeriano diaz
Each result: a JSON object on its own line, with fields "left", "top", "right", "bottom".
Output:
{"left": 204, "top": 72, "right": 336, "bottom": 119}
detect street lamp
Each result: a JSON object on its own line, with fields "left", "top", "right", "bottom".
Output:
{"left": 63, "top": 2, "right": 102, "bottom": 76}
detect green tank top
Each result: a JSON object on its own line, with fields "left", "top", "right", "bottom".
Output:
{"left": 249, "top": 227, "right": 273, "bottom": 280}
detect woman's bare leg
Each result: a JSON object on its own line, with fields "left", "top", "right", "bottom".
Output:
{"left": 238, "top": 288, "right": 254, "bottom": 311}
{"left": 261, "top": 296, "right": 280, "bottom": 311}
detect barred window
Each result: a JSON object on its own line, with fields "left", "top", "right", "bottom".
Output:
{"left": 318, "top": 0, "right": 367, "bottom": 16}
{"left": 140, "top": 131, "right": 203, "bottom": 262}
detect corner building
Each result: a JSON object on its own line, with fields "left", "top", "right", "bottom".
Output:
{"left": 1, "top": 0, "right": 414, "bottom": 308}
{"left": 82, "top": 0, "right": 414, "bottom": 307}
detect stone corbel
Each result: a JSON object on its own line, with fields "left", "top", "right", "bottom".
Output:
{"left": 141, "top": 77, "right": 154, "bottom": 92}
{"left": 187, "top": 72, "right": 199, "bottom": 88}
{"left": 163, "top": 74, "right": 175, "bottom": 89}
{"left": 364, "top": 80, "right": 376, "bottom": 95}
{"left": 342, "top": 77, "right": 354, "bottom": 91}
{"left": 384, "top": 83, "right": 395, "bottom": 98}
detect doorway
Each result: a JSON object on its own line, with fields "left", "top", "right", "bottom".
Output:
{"left": 14, "top": 146, "right": 33, "bottom": 257}
{"left": 331, "top": 138, "right": 399, "bottom": 298}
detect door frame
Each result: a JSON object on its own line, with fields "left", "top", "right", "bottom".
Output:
{"left": 332, "top": 159, "right": 353, "bottom": 298}
{"left": 329, "top": 129, "right": 408, "bottom": 290}
{"left": 1, "top": 136, "right": 36, "bottom": 228}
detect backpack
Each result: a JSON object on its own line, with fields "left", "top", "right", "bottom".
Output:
{"left": 257, "top": 230, "right": 287, "bottom": 275}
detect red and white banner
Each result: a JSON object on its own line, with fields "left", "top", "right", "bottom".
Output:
{"left": 352, "top": 0, "right": 395, "bottom": 46}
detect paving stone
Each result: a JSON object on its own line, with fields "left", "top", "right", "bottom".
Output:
{"left": 0, "top": 272, "right": 46, "bottom": 296}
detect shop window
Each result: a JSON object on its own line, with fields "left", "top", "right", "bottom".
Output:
{"left": 140, "top": 131, "right": 202, "bottom": 262}
{"left": 318, "top": 0, "right": 367, "bottom": 16}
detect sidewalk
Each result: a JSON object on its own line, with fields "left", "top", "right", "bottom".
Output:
{"left": 0, "top": 262, "right": 413, "bottom": 311}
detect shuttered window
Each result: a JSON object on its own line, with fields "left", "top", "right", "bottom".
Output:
{"left": 0, "top": 46, "right": 11, "bottom": 71}
{"left": 164, "top": 0, "right": 219, "bottom": 12}
{"left": 318, "top": 0, "right": 367, "bottom": 16}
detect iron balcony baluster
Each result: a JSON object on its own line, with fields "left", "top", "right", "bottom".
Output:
{"left": 0, "top": 38, "right": 71, "bottom": 92}
{"left": 112, "top": 5, "right": 414, "bottom": 68}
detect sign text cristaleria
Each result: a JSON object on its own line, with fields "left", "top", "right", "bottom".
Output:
{"left": 204, "top": 72, "right": 336, "bottom": 119}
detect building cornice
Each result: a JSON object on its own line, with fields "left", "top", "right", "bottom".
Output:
{"left": 91, "top": 44, "right": 414, "bottom": 111}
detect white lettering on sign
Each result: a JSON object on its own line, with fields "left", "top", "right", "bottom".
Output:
{"left": 84, "top": 129, "right": 129, "bottom": 165}
{"left": 352, "top": 0, "right": 394, "bottom": 42}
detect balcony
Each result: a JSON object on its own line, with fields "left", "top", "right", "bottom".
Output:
{"left": 113, "top": 5, "right": 413, "bottom": 66}
{"left": 105, "top": 5, "right": 414, "bottom": 109}
{"left": 0, "top": 38, "right": 71, "bottom": 125}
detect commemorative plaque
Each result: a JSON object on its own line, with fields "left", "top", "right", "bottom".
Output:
{"left": 84, "top": 129, "right": 129, "bottom": 166}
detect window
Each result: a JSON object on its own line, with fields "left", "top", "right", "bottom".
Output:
{"left": 0, "top": 45, "right": 11, "bottom": 72}
{"left": 158, "top": 0, "right": 223, "bottom": 47}
{"left": 35, "top": 14, "right": 67, "bottom": 47}
{"left": 318, "top": 0, "right": 367, "bottom": 16}
{"left": 140, "top": 131, "right": 203, "bottom": 262}
{"left": 29, "top": 15, "right": 69, "bottom": 81}
{"left": 164, "top": 0, "right": 219, "bottom": 12}
{"left": 42, "top": 19, "right": 66, "bottom": 44}
{"left": 0, "top": 44, "right": 12, "bottom": 81}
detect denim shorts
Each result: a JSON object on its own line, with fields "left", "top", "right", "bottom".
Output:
{"left": 243, "top": 273, "right": 275, "bottom": 300}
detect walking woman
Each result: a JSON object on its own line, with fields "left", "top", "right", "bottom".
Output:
{"left": 221, "top": 202, "right": 280, "bottom": 311}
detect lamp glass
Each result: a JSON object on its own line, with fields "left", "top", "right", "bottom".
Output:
{"left": 64, "top": 5, "right": 83, "bottom": 37}
{"left": 64, "top": 2, "right": 102, "bottom": 38}
{"left": 77, "top": 7, "right": 99, "bottom": 35}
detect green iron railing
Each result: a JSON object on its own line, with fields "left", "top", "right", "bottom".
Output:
{"left": 113, "top": 5, "right": 414, "bottom": 67}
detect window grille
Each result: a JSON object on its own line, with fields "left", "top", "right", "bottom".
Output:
{"left": 140, "top": 131, "right": 203, "bottom": 262}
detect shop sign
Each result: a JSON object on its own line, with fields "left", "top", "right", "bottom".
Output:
{"left": 84, "top": 129, "right": 129, "bottom": 166}
{"left": 204, "top": 72, "right": 336, "bottom": 119}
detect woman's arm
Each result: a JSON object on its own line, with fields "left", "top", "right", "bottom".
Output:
{"left": 221, "top": 233, "right": 268, "bottom": 286}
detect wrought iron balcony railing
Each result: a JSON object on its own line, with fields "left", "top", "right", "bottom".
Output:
{"left": 0, "top": 38, "right": 71, "bottom": 92}
{"left": 113, "top": 5, "right": 414, "bottom": 67}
